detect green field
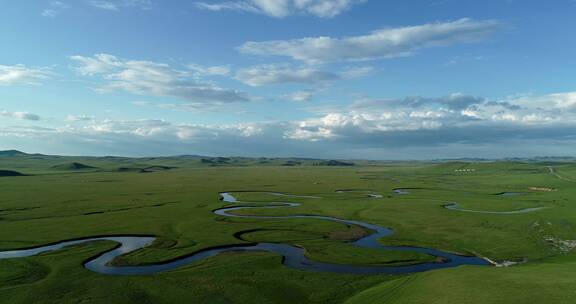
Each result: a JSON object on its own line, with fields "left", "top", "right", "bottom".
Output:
{"left": 1, "top": 152, "right": 576, "bottom": 303}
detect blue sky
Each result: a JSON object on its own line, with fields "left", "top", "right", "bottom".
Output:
{"left": 1, "top": 0, "right": 575, "bottom": 159}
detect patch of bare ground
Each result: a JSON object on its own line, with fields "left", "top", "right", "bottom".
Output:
{"left": 328, "top": 225, "right": 372, "bottom": 242}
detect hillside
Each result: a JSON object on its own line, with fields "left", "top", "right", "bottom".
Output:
{"left": 51, "top": 162, "right": 99, "bottom": 171}
{"left": 0, "top": 170, "right": 25, "bottom": 177}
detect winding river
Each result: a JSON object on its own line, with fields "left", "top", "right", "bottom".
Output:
{"left": 392, "top": 188, "right": 546, "bottom": 214}
{"left": 444, "top": 202, "right": 546, "bottom": 214}
{"left": 0, "top": 191, "right": 490, "bottom": 276}
{"left": 393, "top": 188, "right": 411, "bottom": 195}
{"left": 442, "top": 190, "right": 546, "bottom": 214}
{"left": 336, "top": 190, "right": 383, "bottom": 198}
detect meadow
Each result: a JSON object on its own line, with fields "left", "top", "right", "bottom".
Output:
{"left": 1, "top": 152, "right": 575, "bottom": 303}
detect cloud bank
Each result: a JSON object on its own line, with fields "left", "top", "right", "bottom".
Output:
{"left": 3, "top": 92, "right": 576, "bottom": 158}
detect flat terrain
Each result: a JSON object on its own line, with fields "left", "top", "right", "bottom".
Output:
{"left": 1, "top": 153, "right": 576, "bottom": 303}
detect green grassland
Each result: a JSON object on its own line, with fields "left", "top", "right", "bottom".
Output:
{"left": 1, "top": 152, "right": 576, "bottom": 303}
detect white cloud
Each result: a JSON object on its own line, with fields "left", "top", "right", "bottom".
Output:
{"left": 196, "top": 1, "right": 258, "bottom": 15}
{"left": 283, "top": 90, "right": 314, "bottom": 102}
{"left": 66, "top": 114, "right": 95, "bottom": 122}
{"left": 351, "top": 93, "right": 485, "bottom": 111}
{"left": 88, "top": 0, "right": 154, "bottom": 11}
{"left": 133, "top": 100, "right": 247, "bottom": 113}
{"left": 1, "top": 110, "right": 41, "bottom": 121}
{"left": 188, "top": 64, "right": 231, "bottom": 76}
{"left": 529, "top": 92, "right": 576, "bottom": 110}
{"left": 70, "top": 53, "right": 251, "bottom": 105}
{"left": 340, "top": 66, "right": 374, "bottom": 78}
{"left": 0, "top": 65, "right": 51, "bottom": 86}
{"left": 236, "top": 64, "right": 338, "bottom": 86}
{"left": 82, "top": 119, "right": 171, "bottom": 136}
{"left": 235, "top": 64, "right": 372, "bottom": 86}
{"left": 41, "top": 1, "right": 69, "bottom": 17}
{"left": 286, "top": 111, "right": 445, "bottom": 141}
{"left": 239, "top": 18, "right": 500, "bottom": 63}
{"left": 195, "top": 0, "right": 365, "bottom": 18}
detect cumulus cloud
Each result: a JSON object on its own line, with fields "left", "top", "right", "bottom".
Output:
{"left": 235, "top": 64, "right": 373, "bottom": 86}
{"left": 88, "top": 0, "right": 154, "bottom": 10}
{"left": 195, "top": 0, "right": 365, "bottom": 18}
{"left": 1, "top": 110, "right": 41, "bottom": 121}
{"left": 239, "top": 18, "right": 500, "bottom": 63}
{"left": 70, "top": 53, "right": 251, "bottom": 105}
{"left": 0, "top": 65, "right": 51, "bottom": 86}
{"left": 286, "top": 92, "right": 576, "bottom": 142}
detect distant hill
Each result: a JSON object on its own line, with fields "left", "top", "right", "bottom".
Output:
{"left": 0, "top": 170, "right": 25, "bottom": 177}
{"left": 0, "top": 150, "right": 573, "bottom": 169}
{"left": 116, "top": 167, "right": 145, "bottom": 173}
{"left": 142, "top": 165, "right": 177, "bottom": 172}
{"left": 313, "top": 160, "right": 355, "bottom": 166}
{"left": 282, "top": 160, "right": 302, "bottom": 166}
{"left": 0, "top": 150, "right": 28, "bottom": 157}
{"left": 115, "top": 165, "right": 177, "bottom": 173}
{"left": 200, "top": 157, "right": 231, "bottom": 166}
{"left": 52, "top": 162, "right": 99, "bottom": 171}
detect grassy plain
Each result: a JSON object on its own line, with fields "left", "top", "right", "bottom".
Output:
{"left": 1, "top": 153, "right": 576, "bottom": 303}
